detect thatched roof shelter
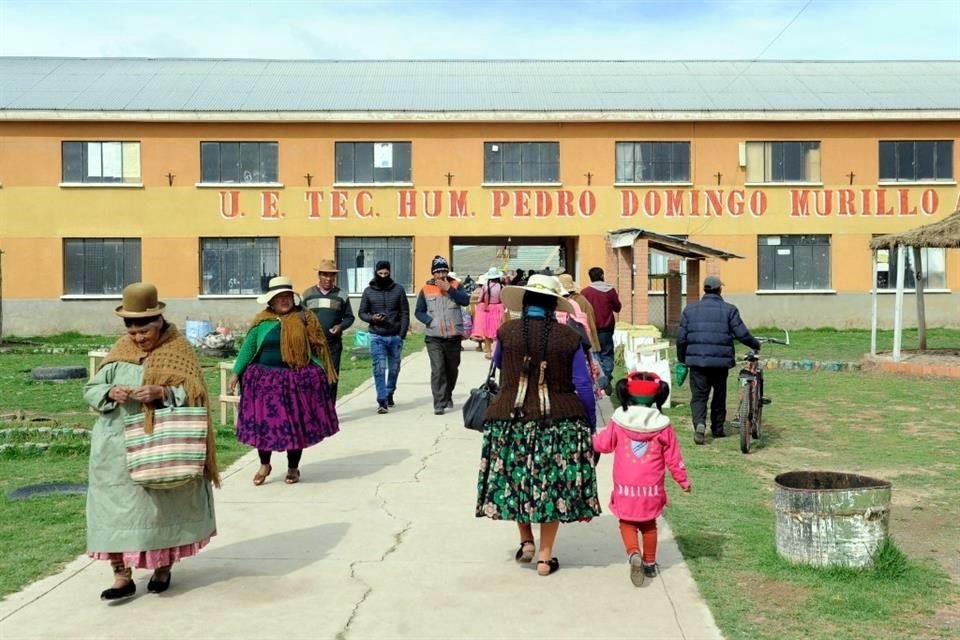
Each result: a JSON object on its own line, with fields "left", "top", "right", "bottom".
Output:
{"left": 870, "top": 209, "right": 960, "bottom": 250}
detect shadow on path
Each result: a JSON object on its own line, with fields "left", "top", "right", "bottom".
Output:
{"left": 298, "top": 449, "right": 411, "bottom": 483}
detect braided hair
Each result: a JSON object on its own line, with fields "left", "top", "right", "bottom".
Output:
{"left": 520, "top": 290, "right": 558, "bottom": 370}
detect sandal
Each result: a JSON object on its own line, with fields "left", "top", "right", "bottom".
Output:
{"left": 514, "top": 539, "right": 535, "bottom": 563}
{"left": 253, "top": 464, "right": 272, "bottom": 486}
{"left": 536, "top": 558, "right": 559, "bottom": 576}
{"left": 285, "top": 468, "right": 301, "bottom": 485}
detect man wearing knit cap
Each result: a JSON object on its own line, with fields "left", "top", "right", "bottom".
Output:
{"left": 414, "top": 255, "right": 470, "bottom": 415}
{"left": 359, "top": 259, "right": 410, "bottom": 414}
{"left": 677, "top": 275, "right": 760, "bottom": 445}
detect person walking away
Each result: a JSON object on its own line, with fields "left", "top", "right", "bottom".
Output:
{"left": 229, "top": 276, "right": 340, "bottom": 485}
{"left": 473, "top": 266, "right": 506, "bottom": 358}
{"left": 415, "top": 256, "right": 470, "bottom": 415}
{"left": 580, "top": 267, "right": 622, "bottom": 393}
{"left": 593, "top": 371, "right": 691, "bottom": 586}
{"left": 558, "top": 274, "right": 600, "bottom": 353}
{"left": 358, "top": 260, "right": 410, "bottom": 414}
{"left": 476, "top": 274, "right": 601, "bottom": 577}
{"left": 676, "top": 275, "right": 760, "bottom": 445}
{"left": 85, "top": 282, "right": 218, "bottom": 600}
{"left": 303, "top": 257, "right": 355, "bottom": 399}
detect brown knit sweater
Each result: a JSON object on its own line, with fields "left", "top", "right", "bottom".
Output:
{"left": 485, "top": 317, "right": 587, "bottom": 421}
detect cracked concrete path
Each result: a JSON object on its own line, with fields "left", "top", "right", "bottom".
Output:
{"left": 0, "top": 349, "right": 722, "bottom": 640}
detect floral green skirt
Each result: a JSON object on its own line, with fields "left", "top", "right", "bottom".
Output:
{"left": 476, "top": 417, "right": 601, "bottom": 523}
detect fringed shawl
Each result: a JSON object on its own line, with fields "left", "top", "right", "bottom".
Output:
{"left": 101, "top": 324, "right": 221, "bottom": 487}
{"left": 248, "top": 307, "right": 338, "bottom": 382}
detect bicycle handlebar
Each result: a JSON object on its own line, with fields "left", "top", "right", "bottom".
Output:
{"left": 756, "top": 337, "right": 788, "bottom": 345}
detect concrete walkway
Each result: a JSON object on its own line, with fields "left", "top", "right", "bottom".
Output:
{"left": 0, "top": 348, "right": 722, "bottom": 640}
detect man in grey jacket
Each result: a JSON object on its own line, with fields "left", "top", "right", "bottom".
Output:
{"left": 414, "top": 255, "right": 470, "bottom": 415}
{"left": 358, "top": 260, "right": 410, "bottom": 414}
{"left": 676, "top": 275, "right": 760, "bottom": 445}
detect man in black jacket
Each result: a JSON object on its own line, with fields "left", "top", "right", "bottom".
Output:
{"left": 676, "top": 275, "right": 760, "bottom": 445}
{"left": 358, "top": 260, "right": 410, "bottom": 414}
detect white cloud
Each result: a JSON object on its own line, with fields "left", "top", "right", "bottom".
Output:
{"left": 0, "top": 0, "right": 957, "bottom": 59}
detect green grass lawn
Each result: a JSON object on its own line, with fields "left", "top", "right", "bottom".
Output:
{"left": 607, "top": 329, "right": 960, "bottom": 640}
{"left": 0, "top": 331, "right": 424, "bottom": 598}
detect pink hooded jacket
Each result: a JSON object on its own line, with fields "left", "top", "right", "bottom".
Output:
{"left": 592, "top": 405, "right": 690, "bottom": 522}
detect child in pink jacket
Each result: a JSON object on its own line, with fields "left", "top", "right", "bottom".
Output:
{"left": 593, "top": 371, "right": 691, "bottom": 586}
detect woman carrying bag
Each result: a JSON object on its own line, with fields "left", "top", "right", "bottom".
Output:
{"left": 475, "top": 274, "right": 601, "bottom": 576}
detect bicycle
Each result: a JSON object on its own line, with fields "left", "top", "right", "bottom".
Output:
{"left": 734, "top": 331, "right": 789, "bottom": 454}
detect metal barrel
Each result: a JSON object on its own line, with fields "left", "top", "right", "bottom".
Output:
{"left": 774, "top": 471, "right": 892, "bottom": 568}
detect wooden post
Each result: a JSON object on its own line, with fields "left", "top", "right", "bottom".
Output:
{"left": 913, "top": 246, "right": 927, "bottom": 351}
{"left": 870, "top": 250, "right": 879, "bottom": 356}
{"left": 892, "top": 244, "right": 906, "bottom": 362}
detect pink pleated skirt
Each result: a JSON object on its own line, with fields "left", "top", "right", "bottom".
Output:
{"left": 88, "top": 532, "right": 214, "bottom": 569}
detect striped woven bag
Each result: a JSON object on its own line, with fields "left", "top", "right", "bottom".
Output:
{"left": 123, "top": 406, "right": 208, "bottom": 489}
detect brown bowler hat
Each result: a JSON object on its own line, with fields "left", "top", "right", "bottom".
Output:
{"left": 115, "top": 282, "right": 166, "bottom": 318}
{"left": 317, "top": 258, "right": 339, "bottom": 273}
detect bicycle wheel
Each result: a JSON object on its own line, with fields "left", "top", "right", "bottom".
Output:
{"left": 752, "top": 375, "right": 765, "bottom": 440}
{"left": 738, "top": 386, "right": 754, "bottom": 454}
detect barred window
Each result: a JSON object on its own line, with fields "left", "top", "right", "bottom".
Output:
{"left": 200, "top": 142, "right": 279, "bottom": 183}
{"left": 484, "top": 142, "right": 559, "bottom": 184}
{"left": 335, "top": 142, "right": 412, "bottom": 183}
{"left": 758, "top": 235, "right": 831, "bottom": 290}
{"left": 200, "top": 238, "right": 279, "bottom": 295}
{"left": 879, "top": 141, "right": 953, "bottom": 182}
{"left": 335, "top": 237, "right": 413, "bottom": 295}
{"left": 746, "top": 141, "right": 821, "bottom": 183}
{"left": 63, "top": 239, "right": 141, "bottom": 295}
{"left": 616, "top": 142, "right": 690, "bottom": 183}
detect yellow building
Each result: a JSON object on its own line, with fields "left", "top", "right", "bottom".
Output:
{"left": 1, "top": 58, "right": 958, "bottom": 334}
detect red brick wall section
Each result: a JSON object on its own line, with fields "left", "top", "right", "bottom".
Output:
{"left": 666, "top": 257, "right": 682, "bottom": 334}
{"left": 632, "top": 238, "right": 650, "bottom": 325}
{"left": 686, "top": 259, "right": 701, "bottom": 303}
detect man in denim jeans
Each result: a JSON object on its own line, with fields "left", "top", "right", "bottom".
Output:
{"left": 359, "top": 260, "right": 410, "bottom": 414}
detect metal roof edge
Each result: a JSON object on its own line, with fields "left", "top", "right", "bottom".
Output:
{"left": 607, "top": 228, "right": 745, "bottom": 260}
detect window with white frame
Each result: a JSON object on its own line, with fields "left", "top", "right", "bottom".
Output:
{"left": 200, "top": 238, "right": 279, "bottom": 295}
{"left": 616, "top": 142, "right": 690, "bottom": 183}
{"left": 745, "top": 141, "right": 821, "bottom": 183}
{"left": 62, "top": 142, "right": 141, "bottom": 184}
{"left": 335, "top": 142, "right": 412, "bottom": 183}
{"left": 879, "top": 141, "right": 953, "bottom": 182}
{"left": 648, "top": 249, "right": 688, "bottom": 293}
{"left": 335, "top": 237, "right": 413, "bottom": 295}
{"left": 875, "top": 245, "right": 946, "bottom": 290}
{"left": 758, "top": 235, "right": 831, "bottom": 290}
{"left": 200, "top": 142, "right": 278, "bottom": 184}
{"left": 63, "top": 238, "right": 141, "bottom": 295}
{"left": 484, "top": 142, "right": 559, "bottom": 184}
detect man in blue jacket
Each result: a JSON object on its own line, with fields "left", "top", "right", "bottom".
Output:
{"left": 676, "top": 275, "right": 760, "bottom": 445}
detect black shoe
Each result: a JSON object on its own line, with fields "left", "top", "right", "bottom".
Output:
{"left": 387, "top": 394, "right": 395, "bottom": 407}
{"left": 444, "top": 399, "right": 453, "bottom": 409}
{"left": 712, "top": 430, "right": 727, "bottom": 439}
{"left": 434, "top": 406, "right": 445, "bottom": 415}
{"left": 147, "top": 571, "right": 171, "bottom": 594}
{"left": 642, "top": 562, "right": 659, "bottom": 578}
{"left": 694, "top": 423, "right": 706, "bottom": 445}
{"left": 100, "top": 580, "right": 136, "bottom": 601}
{"left": 377, "top": 402, "right": 389, "bottom": 414}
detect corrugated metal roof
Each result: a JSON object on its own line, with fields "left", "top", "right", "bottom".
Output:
{"left": 1, "top": 58, "right": 958, "bottom": 115}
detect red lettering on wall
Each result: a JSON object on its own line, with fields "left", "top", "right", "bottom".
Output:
{"left": 578, "top": 191, "right": 596, "bottom": 217}
{"left": 534, "top": 191, "right": 553, "bottom": 217}
{"left": 305, "top": 191, "right": 324, "bottom": 218}
{"left": 449, "top": 190, "right": 469, "bottom": 217}
{"left": 897, "top": 189, "right": 917, "bottom": 216}
{"left": 705, "top": 190, "right": 724, "bottom": 216}
{"left": 921, "top": 189, "right": 938, "bottom": 216}
{"left": 791, "top": 190, "right": 812, "bottom": 217}
{"left": 838, "top": 189, "right": 856, "bottom": 216}
{"left": 219, "top": 191, "right": 242, "bottom": 219}
{"left": 876, "top": 189, "right": 894, "bottom": 216}
{"left": 621, "top": 190, "right": 639, "bottom": 217}
{"left": 491, "top": 190, "right": 509, "bottom": 217}
{"left": 330, "top": 191, "right": 348, "bottom": 218}
{"left": 513, "top": 191, "right": 531, "bottom": 217}
{"left": 665, "top": 190, "right": 684, "bottom": 217}
{"left": 642, "top": 191, "right": 661, "bottom": 217}
{"left": 815, "top": 190, "right": 833, "bottom": 217}
{"left": 861, "top": 189, "right": 874, "bottom": 215}
{"left": 260, "top": 191, "right": 282, "bottom": 219}
{"left": 557, "top": 190, "right": 575, "bottom": 216}
{"left": 398, "top": 190, "right": 417, "bottom": 218}
{"left": 689, "top": 190, "right": 700, "bottom": 216}
{"left": 727, "top": 190, "right": 745, "bottom": 216}
{"left": 424, "top": 191, "right": 442, "bottom": 218}
{"left": 748, "top": 191, "right": 767, "bottom": 217}
{"left": 355, "top": 191, "right": 373, "bottom": 218}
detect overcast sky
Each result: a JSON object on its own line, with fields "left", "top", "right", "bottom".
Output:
{"left": 0, "top": 0, "right": 958, "bottom": 60}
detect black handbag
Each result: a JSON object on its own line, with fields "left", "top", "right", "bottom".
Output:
{"left": 463, "top": 359, "right": 499, "bottom": 432}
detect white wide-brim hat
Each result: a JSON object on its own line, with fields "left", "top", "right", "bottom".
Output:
{"left": 484, "top": 266, "right": 505, "bottom": 279}
{"left": 501, "top": 274, "right": 573, "bottom": 314}
{"left": 257, "top": 276, "right": 297, "bottom": 305}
